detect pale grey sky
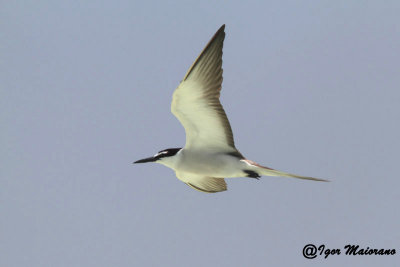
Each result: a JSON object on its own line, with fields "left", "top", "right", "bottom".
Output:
{"left": 1, "top": 1, "right": 399, "bottom": 266}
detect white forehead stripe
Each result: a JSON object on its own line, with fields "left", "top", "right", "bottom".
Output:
{"left": 154, "top": 151, "right": 168, "bottom": 157}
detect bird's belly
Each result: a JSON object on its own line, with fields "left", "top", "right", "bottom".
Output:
{"left": 177, "top": 152, "right": 243, "bottom": 178}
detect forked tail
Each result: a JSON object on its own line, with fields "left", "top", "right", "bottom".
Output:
{"left": 242, "top": 159, "right": 329, "bottom": 182}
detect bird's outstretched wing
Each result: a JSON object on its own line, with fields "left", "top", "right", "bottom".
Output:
{"left": 171, "top": 25, "right": 236, "bottom": 151}
{"left": 176, "top": 172, "right": 227, "bottom": 193}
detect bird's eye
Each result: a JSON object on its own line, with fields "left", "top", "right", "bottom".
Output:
{"left": 155, "top": 151, "right": 168, "bottom": 157}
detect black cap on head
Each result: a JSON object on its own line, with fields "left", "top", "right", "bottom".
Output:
{"left": 134, "top": 148, "right": 182, "bottom": 164}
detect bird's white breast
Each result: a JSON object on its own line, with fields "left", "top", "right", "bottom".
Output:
{"left": 172, "top": 149, "right": 246, "bottom": 178}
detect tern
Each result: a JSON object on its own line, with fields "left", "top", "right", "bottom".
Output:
{"left": 134, "top": 25, "right": 328, "bottom": 193}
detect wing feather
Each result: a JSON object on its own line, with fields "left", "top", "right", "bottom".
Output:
{"left": 171, "top": 25, "right": 236, "bottom": 150}
{"left": 176, "top": 172, "right": 227, "bottom": 193}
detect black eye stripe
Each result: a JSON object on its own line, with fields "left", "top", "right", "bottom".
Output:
{"left": 155, "top": 148, "right": 182, "bottom": 159}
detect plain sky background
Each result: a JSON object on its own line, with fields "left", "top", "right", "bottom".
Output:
{"left": 1, "top": 1, "right": 399, "bottom": 266}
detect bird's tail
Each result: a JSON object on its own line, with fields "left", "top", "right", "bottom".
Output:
{"left": 243, "top": 159, "right": 329, "bottom": 182}
{"left": 259, "top": 167, "right": 329, "bottom": 182}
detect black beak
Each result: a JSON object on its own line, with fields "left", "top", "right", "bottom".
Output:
{"left": 133, "top": 156, "right": 156, "bottom": 164}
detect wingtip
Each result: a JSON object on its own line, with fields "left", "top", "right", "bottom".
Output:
{"left": 182, "top": 24, "right": 226, "bottom": 82}
{"left": 218, "top": 24, "right": 225, "bottom": 34}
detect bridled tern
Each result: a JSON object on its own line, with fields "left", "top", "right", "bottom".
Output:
{"left": 134, "top": 25, "right": 328, "bottom": 193}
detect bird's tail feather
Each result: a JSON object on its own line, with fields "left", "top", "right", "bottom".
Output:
{"left": 242, "top": 159, "right": 329, "bottom": 182}
{"left": 259, "top": 168, "right": 329, "bottom": 182}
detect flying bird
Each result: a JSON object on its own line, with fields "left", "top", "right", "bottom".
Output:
{"left": 134, "top": 25, "right": 328, "bottom": 193}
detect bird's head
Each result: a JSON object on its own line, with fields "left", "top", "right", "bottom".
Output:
{"left": 134, "top": 148, "right": 182, "bottom": 166}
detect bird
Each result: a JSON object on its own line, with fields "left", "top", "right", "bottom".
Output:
{"left": 134, "top": 24, "right": 328, "bottom": 193}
